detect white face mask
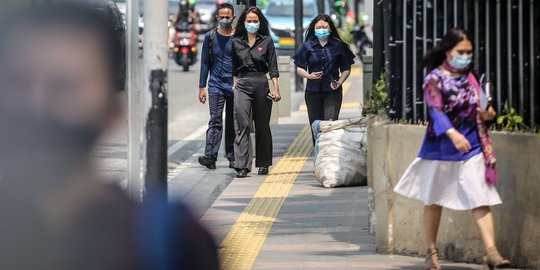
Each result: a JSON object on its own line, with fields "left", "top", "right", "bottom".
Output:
{"left": 449, "top": 54, "right": 473, "bottom": 70}
{"left": 245, "top": 22, "right": 260, "bottom": 33}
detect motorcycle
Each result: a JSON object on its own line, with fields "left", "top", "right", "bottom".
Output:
{"left": 350, "top": 25, "right": 372, "bottom": 58}
{"left": 174, "top": 21, "right": 198, "bottom": 72}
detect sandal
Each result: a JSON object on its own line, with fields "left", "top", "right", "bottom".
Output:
{"left": 483, "top": 246, "right": 510, "bottom": 270}
{"left": 425, "top": 248, "right": 442, "bottom": 270}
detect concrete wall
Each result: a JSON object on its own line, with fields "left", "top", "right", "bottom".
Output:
{"left": 367, "top": 120, "right": 540, "bottom": 269}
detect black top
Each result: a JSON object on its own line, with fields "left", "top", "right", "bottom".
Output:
{"left": 293, "top": 38, "right": 355, "bottom": 92}
{"left": 231, "top": 35, "right": 279, "bottom": 78}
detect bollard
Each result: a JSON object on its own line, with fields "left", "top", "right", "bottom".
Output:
{"left": 362, "top": 49, "right": 373, "bottom": 109}
{"left": 278, "top": 56, "right": 291, "bottom": 117}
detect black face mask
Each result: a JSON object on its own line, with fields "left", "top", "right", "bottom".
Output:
{"left": 219, "top": 18, "right": 233, "bottom": 29}
{"left": 0, "top": 113, "right": 101, "bottom": 183}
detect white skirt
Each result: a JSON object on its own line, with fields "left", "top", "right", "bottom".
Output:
{"left": 394, "top": 153, "right": 502, "bottom": 211}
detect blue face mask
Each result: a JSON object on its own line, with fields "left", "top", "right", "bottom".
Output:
{"left": 314, "top": 28, "right": 330, "bottom": 40}
{"left": 245, "top": 22, "right": 260, "bottom": 33}
{"left": 449, "top": 54, "right": 473, "bottom": 70}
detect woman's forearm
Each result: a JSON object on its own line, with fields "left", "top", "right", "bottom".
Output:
{"left": 338, "top": 70, "right": 351, "bottom": 84}
{"left": 296, "top": 67, "right": 311, "bottom": 79}
{"left": 271, "top": 77, "right": 279, "bottom": 91}
{"left": 233, "top": 76, "right": 238, "bottom": 88}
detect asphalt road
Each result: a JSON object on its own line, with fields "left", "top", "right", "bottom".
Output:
{"left": 93, "top": 50, "right": 211, "bottom": 187}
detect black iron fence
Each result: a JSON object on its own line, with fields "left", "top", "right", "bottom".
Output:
{"left": 373, "top": 0, "right": 540, "bottom": 128}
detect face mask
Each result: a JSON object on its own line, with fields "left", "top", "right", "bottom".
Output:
{"left": 314, "top": 28, "right": 330, "bottom": 40}
{"left": 219, "top": 18, "right": 233, "bottom": 29}
{"left": 449, "top": 54, "right": 473, "bottom": 70}
{"left": 245, "top": 22, "right": 260, "bottom": 33}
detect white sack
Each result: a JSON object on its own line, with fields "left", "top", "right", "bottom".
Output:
{"left": 314, "top": 118, "right": 368, "bottom": 188}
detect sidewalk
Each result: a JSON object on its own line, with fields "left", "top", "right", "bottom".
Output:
{"left": 173, "top": 63, "right": 507, "bottom": 269}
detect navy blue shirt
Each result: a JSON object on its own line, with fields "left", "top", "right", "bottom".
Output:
{"left": 293, "top": 38, "right": 355, "bottom": 92}
{"left": 199, "top": 31, "right": 234, "bottom": 96}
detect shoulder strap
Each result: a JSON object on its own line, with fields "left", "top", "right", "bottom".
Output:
{"left": 207, "top": 29, "right": 217, "bottom": 66}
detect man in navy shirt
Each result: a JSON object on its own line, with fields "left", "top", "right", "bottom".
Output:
{"left": 198, "top": 3, "right": 236, "bottom": 169}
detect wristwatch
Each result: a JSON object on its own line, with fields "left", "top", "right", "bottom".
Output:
{"left": 445, "top": 128, "right": 456, "bottom": 136}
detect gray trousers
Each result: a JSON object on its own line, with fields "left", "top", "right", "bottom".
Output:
{"left": 234, "top": 73, "right": 273, "bottom": 171}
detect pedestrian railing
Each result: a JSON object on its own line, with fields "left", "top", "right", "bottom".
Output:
{"left": 372, "top": 0, "right": 539, "bottom": 129}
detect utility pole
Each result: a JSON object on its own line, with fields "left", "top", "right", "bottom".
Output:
{"left": 294, "top": 0, "right": 303, "bottom": 92}
{"left": 143, "top": 0, "right": 169, "bottom": 201}
{"left": 127, "top": 0, "right": 142, "bottom": 200}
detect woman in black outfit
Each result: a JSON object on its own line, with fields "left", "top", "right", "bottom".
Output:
{"left": 293, "top": 14, "right": 355, "bottom": 143}
{"left": 231, "top": 7, "right": 280, "bottom": 178}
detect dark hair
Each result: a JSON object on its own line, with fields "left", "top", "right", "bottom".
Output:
{"left": 305, "top": 14, "right": 353, "bottom": 52}
{"left": 233, "top": 6, "right": 270, "bottom": 38}
{"left": 422, "top": 28, "right": 473, "bottom": 72}
{"left": 1, "top": 1, "right": 126, "bottom": 91}
{"left": 217, "top": 3, "right": 234, "bottom": 14}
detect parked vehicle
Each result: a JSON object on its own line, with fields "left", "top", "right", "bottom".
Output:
{"left": 173, "top": 21, "right": 198, "bottom": 71}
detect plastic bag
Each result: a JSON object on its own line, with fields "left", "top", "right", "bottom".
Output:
{"left": 313, "top": 117, "right": 368, "bottom": 188}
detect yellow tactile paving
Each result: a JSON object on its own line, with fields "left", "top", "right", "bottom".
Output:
{"left": 218, "top": 125, "right": 313, "bottom": 270}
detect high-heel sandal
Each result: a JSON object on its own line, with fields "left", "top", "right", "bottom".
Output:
{"left": 483, "top": 246, "right": 510, "bottom": 270}
{"left": 425, "top": 248, "right": 442, "bottom": 270}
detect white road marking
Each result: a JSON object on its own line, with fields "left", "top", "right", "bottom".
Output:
{"left": 167, "top": 124, "right": 207, "bottom": 157}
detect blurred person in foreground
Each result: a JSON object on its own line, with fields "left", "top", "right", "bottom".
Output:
{"left": 0, "top": 1, "right": 218, "bottom": 269}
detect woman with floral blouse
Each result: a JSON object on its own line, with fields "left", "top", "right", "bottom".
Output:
{"left": 394, "top": 28, "right": 510, "bottom": 270}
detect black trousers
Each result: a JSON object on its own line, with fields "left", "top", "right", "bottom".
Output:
{"left": 234, "top": 73, "right": 273, "bottom": 170}
{"left": 204, "top": 92, "right": 235, "bottom": 161}
{"left": 305, "top": 90, "right": 343, "bottom": 143}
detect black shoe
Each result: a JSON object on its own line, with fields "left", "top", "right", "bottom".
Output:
{"left": 258, "top": 167, "right": 269, "bottom": 175}
{"left": 229, "top": 161, "right": 235, "bottom": 169}
{"left": 198, "top": 155, "right": 216, "bottom": 170}
{"left": 236, "top": 169, "right": 249, "bottom": 178}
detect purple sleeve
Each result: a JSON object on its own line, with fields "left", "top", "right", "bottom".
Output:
{"left": 429, "top": 109, "right": 454, "bottom": 136}
{"left": 424, "top": 74, "right": 453, "bottom": 136}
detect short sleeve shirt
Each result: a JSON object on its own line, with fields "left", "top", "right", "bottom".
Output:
{"left": 293, "top": 38, "right": 355, "bottom": 92}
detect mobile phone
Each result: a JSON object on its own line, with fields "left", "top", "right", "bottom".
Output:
{"left": 479, "top": 81, "right": 492, "bottom": 110}
{"left": 267, "top": 93, "right": 274, "bottom": 101}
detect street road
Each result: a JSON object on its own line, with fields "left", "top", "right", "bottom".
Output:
{"left": 93, "top": 51, "right": 211, "bottom": 187}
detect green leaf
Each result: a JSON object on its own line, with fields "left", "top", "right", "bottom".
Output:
{"left": 510, "top": 108, "right": 517, "bottom": 115}
{"left": 514, "top": 116, "right": 523, "bottom": 123}
{"left": 497, "top": 116, "right": 505, "bottom": 124}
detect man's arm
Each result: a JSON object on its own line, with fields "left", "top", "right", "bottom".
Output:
{"left": 198, "top": 33, "right": 211, "bottom": 104}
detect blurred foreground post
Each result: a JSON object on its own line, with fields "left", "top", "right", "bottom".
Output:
{"left": 143, "top": 0, "right": 169, "bottom": 201}
{"left": 127, "top": 0, "right": 142, "bottom": 200}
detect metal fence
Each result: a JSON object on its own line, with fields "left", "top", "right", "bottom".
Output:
{"left": 372, "top": 0, "right": 540, "bottom": 128}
